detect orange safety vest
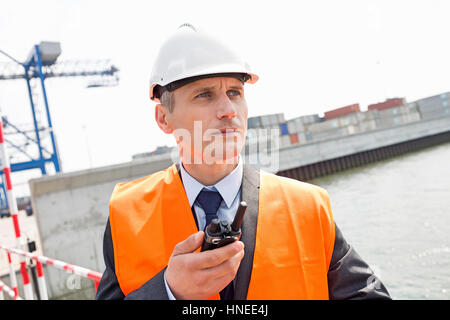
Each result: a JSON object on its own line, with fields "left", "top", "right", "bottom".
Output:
{"left": 109, "top": 164, "right": 335, "bottom": 299}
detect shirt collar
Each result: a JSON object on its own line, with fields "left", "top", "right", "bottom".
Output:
{"left": 179, "top": 156, "right": 243, "bottom": 209}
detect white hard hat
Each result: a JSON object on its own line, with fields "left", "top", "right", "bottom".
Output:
{"left": 149, "top": 23, "right": 258, "bottom": 102}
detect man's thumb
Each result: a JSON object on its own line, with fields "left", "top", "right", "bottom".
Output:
{"left": 173, "top": 231, "right": 204, "bottom": 255}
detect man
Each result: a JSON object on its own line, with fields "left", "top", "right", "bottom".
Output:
{"left": 96, "top": 24, "right": 390, "bottom": 300}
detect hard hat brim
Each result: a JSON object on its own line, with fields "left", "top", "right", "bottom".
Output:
{"left": 150, "top": 71, "right": 258, "bottom": 102}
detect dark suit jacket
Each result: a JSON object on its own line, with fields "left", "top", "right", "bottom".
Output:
{"left": 96, "top": 164, "right": 391, "bottom": 300}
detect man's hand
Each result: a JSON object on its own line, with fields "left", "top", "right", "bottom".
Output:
{"left": 165, "top": 231, "right": 245, "bottom": 300}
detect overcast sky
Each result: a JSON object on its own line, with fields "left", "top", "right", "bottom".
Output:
{"left": 1, "top": 0, "right": 450, "bottom": 195}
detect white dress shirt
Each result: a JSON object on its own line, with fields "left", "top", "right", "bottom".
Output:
{"left": 164, "top": 156, "right": 243, "bottom": 299}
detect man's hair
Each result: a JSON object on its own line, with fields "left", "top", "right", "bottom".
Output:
{"left": 160, "top": 90, "right": 174, "bottom": 113}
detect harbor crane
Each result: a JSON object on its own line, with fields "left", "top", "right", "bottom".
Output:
{"left": 0, "top": 41, "right": 119, "bottom": 216}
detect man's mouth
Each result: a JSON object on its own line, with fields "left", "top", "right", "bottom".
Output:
{"left": 219, "top": 128, "right": 239, "bottom": 134}
{"left": 214, "top": 128, "right": 243, "bottom": 137}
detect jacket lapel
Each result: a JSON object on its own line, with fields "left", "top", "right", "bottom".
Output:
{"left": 234, "top": 164, "right": 260, "bottom": 300}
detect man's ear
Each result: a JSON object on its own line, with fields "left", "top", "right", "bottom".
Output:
{"left": 155, "top": 104, "right": 174, "bottom": 134}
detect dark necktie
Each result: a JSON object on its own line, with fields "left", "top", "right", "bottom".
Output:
{"left": 195, "top": 188, "right": 223, "bottom": 230}
{"left": 195, "top": 188, "right": 234, "bottom": 300}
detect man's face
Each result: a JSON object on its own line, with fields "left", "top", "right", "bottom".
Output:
{"left": 165, "top": 76, "right": 248, "bottom": 164}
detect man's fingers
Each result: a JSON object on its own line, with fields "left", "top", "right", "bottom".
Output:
{"left": 172, "top": 231, "right": 204, "bottom": 256}
{"left": 193, "top": 241, "right": 244, "bottom": 269}
{"left": 201, "top": 248, "right": 245, "bottom": 280}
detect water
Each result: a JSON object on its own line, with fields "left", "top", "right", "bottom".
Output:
{"left": 311, "top": 141, "right": 450, "bottom": 300}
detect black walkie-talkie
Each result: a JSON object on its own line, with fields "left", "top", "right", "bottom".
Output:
{"left": 201, "top": 201, "right": 247, "bottom": 251}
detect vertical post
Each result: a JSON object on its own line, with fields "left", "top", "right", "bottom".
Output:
{"left": 34, "top": 45, "right": 61, "bottom": 173}
{"left": 35, "top": 259, "right": 48, "bottom": 299}
{"left": 94, "top": 279, "right": 100, "bottom": 292}
{"left": 24, "top": 67, "right": 47, "bottom": 175}
{"left": 28, "top": 260, "right": 40, "bottom": 300}
{"left": 0, "top": 115, "right": 34, "bottom": 300}
{"left": 6, "top": 251, "right": 18, "bottom": 299}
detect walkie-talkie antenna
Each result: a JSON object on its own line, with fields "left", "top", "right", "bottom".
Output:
{"left": 231, "top": 201, "right": 247, "bottom": 231}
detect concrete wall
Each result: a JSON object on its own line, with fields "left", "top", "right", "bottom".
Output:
{"left": 27, "top": 114, "right": 450, "bottom": 299}
{"left": 28, "top": 155, "right": 174, "bottom": 299}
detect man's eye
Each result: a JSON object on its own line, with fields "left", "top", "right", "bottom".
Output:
{"left": 227, "top": 90, "right": 241, "bottom": 97}
{"left": 195, "top": 92, "right": 210, "bottom": 99}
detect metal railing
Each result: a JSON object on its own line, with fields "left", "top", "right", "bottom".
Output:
{"left": 0, "top": 244, "right": 103, "bottom": 300}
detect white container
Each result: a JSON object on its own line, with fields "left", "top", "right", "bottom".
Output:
{"left": 300, "top": 114, "right": 320, "bottom": 125}
{"left": 260, "top": 115, "right": 272, "bottom": 127}
{"left": 287, "top": 120, "right": 297, "bottom": 133}
{"left": 297, "top": 132, "right": 307, "bottom": 144}
{"left": 311, "top": 127, "right": 348, "bottom": 141}
{"left": 308, "top": 118, "right": 340, "bottom": 133}
{"left": 279, "top": 135, "right": 291, "bottom": 149}
{"left": 378, "top": 105, "right": 410, "bottom": 118}
{"left": 247, "top": 116, "right": 262, "bottom": 129}
{"left": 336, "top": 113, "right": 359, "bottom": 127}
{"left": 358, "top": 119, "right": 378, "bottom": 132}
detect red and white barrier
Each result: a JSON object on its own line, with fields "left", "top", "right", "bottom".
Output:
{"left": 6, "top": 251, "right": 19, "bottom": 299}
{"left": 0, "top": 115, "right": 37, "bottom": 300}
{"left": 0, "top": 244, "right": 103, "bottom": 291}
{"left": 0, "top": 278, "right": 23, "bottom": 300}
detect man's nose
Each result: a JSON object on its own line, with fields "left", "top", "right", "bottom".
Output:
{"left": 216, "top": 93, "right": 237, "bottom": 119}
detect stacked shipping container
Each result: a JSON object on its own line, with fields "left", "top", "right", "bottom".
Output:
{"left": 278, "top": 114, "right": 320, "bottom": 148}
{"left": 244, "top": 91, "right": 449, "bottom": 153}
{"left": 247, "top": 113, "right": 285, "bottom": 130}
{"left": 246, "top": 113, "right": 285, "bottom": 153}
{"left": 368, "top": 98, "right": 406, "bottom": 111}
{"left": 324, "top": 103, "right": 360, "bottom": 120}
{"left": 415, "top": 92, "right": 450, "bottom": 120}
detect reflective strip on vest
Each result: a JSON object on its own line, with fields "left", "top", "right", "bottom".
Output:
{"left": 109, "top": 164, "right": 335, "bottom": 299}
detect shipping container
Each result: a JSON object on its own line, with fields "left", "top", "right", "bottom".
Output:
{"left": 335, "top": 113, "right": 360, "bottom": 126}
{"left": 407, "top": 102, "right": 418, "bottom": 113}
{"left": 286, "top": 117, "right": 306, "bottom": 133}
{"left": 280, "top": 123, "right": 289, "bottom": 135}
{"left": 324, "top": 103, "right": 360, "bottom": 120}
{"left": 289, "top": 133, "right": 299, "bottom": 144}
{"left": 297, "top": 132, "right": 308, "bottom": 144}
{"left": 357, "top": 119, "right": 378, "bottom": 132}
{"left": 378, "top": 105, "right": 411, "bottom": 119}
{"left": 279, "top": 135, "right": 291, "bottom": 149}
{"left": 299, "top": 114, "right": 320, "bottom": 125}
{"left": 417, "top": 100, "right": 450, "bottom": 113}
{"left": 258, "top": 115, "right": 271, "bottom": 127}
{"left": 347, "top": 125, "right": 358, "bottom": 135}
{"left": 307, "top": 113, "right": 360, "bottom": 133}
{"left": 419, "top": 107, "right": 449, "bottom": 120}
{"left": 258, "top": 113, "right": 285, "bottom": 128}
{"left": 307, "top": 118, "right": 340, "bottom": 133}
{"left": 368, "top": 98, "right": 405, "bottom": 111}
{"left": 378, "top": 112, "right": 421, "bottom": 127}
{"left": 311, "top": 127, "right": 349, "bottom": 141}
{"left": 286, "top": 120, "right": 296, "bottom": 133}
{"left": 415, "top": 92, "right": 450, "bottom": 105}
{"left": 247, "top": 116, "right": 261, "bottom": 129}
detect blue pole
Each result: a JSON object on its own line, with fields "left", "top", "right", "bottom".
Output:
{"left": 0, "top": 178, "right": 8, "bottom": 211}
{"left": 34, "top": 45, "right": 61, "bottom": 173}
{"left": 24, "top": 64, "right": 47, "bottom": 175}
